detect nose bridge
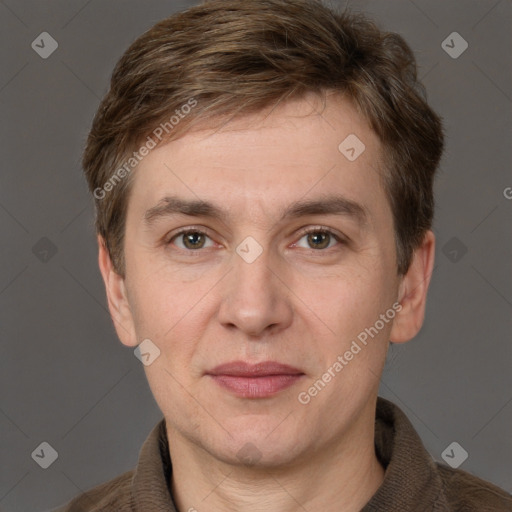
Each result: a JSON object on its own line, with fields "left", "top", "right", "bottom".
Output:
{"left": 235, "top": 244, "right": 274, "bottom": 295}
{"left": 218, "top": 239, "right": 292, "bottom": 336}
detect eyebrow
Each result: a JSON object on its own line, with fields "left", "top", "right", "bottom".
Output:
{"left": 143, "top": 194, "right": 369, "bottom": 228}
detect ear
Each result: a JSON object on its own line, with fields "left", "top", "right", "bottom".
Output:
{"left": 389, "top": 230, "right": 435, "bottom": 343}
{"left": 97, "top": 235, "right": 139, "bottom": 347}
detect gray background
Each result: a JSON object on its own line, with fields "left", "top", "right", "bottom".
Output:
{"left": 0, "top": 0, "right": 511, "bottom": 510}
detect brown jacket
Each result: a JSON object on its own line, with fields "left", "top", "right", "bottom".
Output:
{"left": 53, "top": 397, "right": 512, "bottom": 511}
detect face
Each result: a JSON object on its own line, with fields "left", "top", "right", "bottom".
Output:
{"left": 101, "top": 93, "right": 430, "bottom": 467}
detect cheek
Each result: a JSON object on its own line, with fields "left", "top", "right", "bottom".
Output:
{"left": 125, "top": 245, "right": 212, "bottom": 333}
{"left": 296, "top": 262, "right": 396, "bottom": 355}
{"left": 309, "top": 262, "right": 380, "bottom": 312}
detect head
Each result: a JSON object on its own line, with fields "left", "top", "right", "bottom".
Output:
{"left": 87, "top": 0, "right": 443, "bottom": 467}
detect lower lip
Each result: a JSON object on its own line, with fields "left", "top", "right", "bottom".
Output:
{"left": 209, "top": 374, "right": 304, "bottom": 398}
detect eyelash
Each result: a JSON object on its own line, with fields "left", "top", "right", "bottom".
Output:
{"left": 165, "top": 226, "right": 346, "bottom": 252}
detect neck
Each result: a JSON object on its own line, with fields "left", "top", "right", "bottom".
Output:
{"left": 167, "top": 404, "right": 385, "bottom": 512}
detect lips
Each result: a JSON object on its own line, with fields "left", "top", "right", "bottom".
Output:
{"left": 206, "top": 361, "right": 305, "bottom": 398}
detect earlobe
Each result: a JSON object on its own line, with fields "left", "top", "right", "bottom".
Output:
{"left": 389, "top": 230, "right": 436, "bottom": 344}
{"left": 97, "top": 235, "right": 139, "bottom": 347}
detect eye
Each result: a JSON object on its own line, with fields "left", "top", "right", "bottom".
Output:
{"left": 294, "top": 228, "right": 344, "bottom": 250}
{"left": 168, "top": 229, "right": 215, "bottom": 250}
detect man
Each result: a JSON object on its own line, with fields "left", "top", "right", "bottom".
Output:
{"left": 55, "top": 0, "right": 512, "bottom": 510}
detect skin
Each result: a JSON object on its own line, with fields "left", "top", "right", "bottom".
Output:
{"left": 98, "top": 92, "right": 435, "bottom": 512}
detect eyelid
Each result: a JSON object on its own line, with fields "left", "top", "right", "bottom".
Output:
{"left": 295, "top": 224, "right": 346, "bottom": 240}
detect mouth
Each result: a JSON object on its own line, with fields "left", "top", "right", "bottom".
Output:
{"left": 206, "top": 361, "right": 305, "bottom": 398}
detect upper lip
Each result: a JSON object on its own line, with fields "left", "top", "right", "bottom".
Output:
{"left": 207, "top": 361, "right": 304, "bottom": 377}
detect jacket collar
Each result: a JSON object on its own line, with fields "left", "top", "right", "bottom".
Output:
{"left": 363, "top": 397, "right": 448, "bottom": 511}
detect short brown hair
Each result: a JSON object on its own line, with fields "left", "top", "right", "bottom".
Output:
{"left": 83, "top": 0, "right": 444, "bottom": 277}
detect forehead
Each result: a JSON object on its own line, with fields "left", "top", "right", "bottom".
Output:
{"left": 128, "top": 93, "right": 387, "bottom": 224}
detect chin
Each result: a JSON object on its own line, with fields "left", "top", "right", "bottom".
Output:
{"left": 203, "top": 421, "right": 310, "bottom": 469}
{"left": 213, "top": 442, "right": 304, "bottom": 469}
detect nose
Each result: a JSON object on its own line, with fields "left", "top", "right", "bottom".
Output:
{"left": 217, "top": 246, "right": 293, "bottom": 338}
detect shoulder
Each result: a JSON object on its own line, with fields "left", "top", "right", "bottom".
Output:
{"left": 51, "top": 469, "right": 134, "bottom": 512}
{"left": 436, "top": 462, "right": 512, "bottom": 511}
